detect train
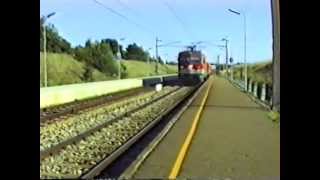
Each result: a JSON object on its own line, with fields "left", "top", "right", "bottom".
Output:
{"left": 177, "top": 47, "right": 212, "bottom": 85}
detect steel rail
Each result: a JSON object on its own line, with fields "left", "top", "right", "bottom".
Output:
{"left": 40, "top": 87, "right": 148, "bottom": 122}
{"left": 80, "top": 85, "right": 198, "bottom": 179}
{"left": 40, "top": 87, "right": 181, "bottom": 160}
{"left": 119, "top": 78, "right": 207, "bottom": 179}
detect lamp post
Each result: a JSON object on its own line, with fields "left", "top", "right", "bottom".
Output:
{"left": 117, "top": 38, "right": 125, "bottom": 80}
{"left": 42, "top": 12, "right": 56, "bottom": 87}
{"left": 228, "top": 8, "right": 247, "bottom": 91}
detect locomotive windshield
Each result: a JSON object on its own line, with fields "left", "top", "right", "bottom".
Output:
{"left": 178, "top": 51, "right": 202, "bottom": 65}
{"left": 181, "top": 57, "right": 200, "bottom": 64}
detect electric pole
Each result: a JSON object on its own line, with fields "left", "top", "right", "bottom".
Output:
{"left": 217, "top": 55, "right": 220, "bottom": 74}
{"left": 271, "top": 0, "right": 280, "bottom": 111}
{"left": 155, "top": 38, "right": 180, "bottom": 74}
{"left": 43, "top": 24, "right": 47, "bottom": 87}
{"left": 226, "top": 40, "right": 229, "bottom": 75}
{"left": 155, "top": 37, "right": 161, "bottom": 74}
{"left": 42, "top": 12, "right": 56, "bottom": 87}
{"left": 222, "top": 38, "right": 229, "bottom": 77}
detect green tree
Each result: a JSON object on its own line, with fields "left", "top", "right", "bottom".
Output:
{"left": 167, "top": 61, "right": 177, "bottom": 65}
{"left": 74, "top": 40, "right": 117, "bottom": 76}
{"left": 95, "top": 42, "right": 117, "bottom": 75}
{"left": 101, "top": 39, "right": 119, "bottom": 55}
{"left": 83, "top": 66, "right": 94, "bottom": 81}
{"left": 40, "top": 18, "right": 72, "bottom": 54}
{"left": 149, "top": 57, "right": 157, "bottom": 62}
{"left": 85, "top": 39, "right": 92, "bottom": 48}
{"left": 119, "top": 45, "right": 125, "bottom": 58}
{"left": 158, "top": 56, "right": 164, "bottom": 64}
{"left": 125, "top": 43, "right": 148, "bottom": 61}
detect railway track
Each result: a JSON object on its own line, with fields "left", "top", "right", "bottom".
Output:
{"left": 97, "top": 82, "right": 205, "bottom": 179}
{"left": 40, "top": 87, "right": 150, "bottom": 123}
{"left": 40, "top": 84, "right": 197, "bottom": 179}
{"left": 40, "top": 86, "right": 179, "bottom": 152}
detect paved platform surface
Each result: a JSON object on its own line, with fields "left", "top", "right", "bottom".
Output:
{"left": 133, "top": 76, "right": 280, "bottom": 179}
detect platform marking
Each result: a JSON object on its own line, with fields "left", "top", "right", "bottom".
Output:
{"left": 168, "top": 78, "right": 213, "bottom": 179}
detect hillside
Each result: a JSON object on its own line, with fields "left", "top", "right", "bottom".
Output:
{"left": 233, "top": 61, "right": 272, "bottom": 85}
{"left": 121, "top": 60, "right": 177, "bottom": 78}
{"left": 40, "top": 53, "right": 177, "bottom": 87}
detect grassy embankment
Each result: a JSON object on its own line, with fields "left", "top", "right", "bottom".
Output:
{"left": 233, "top": 61, "right": 280, "bottom": 123}
{"left": 40, "top": 52, "right": 177, "bottom": 87}
{"left": 233, "top": 61, "right": 272, "bottom": 85}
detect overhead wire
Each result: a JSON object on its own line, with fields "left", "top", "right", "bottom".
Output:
{"left": 113, "top": 0, "right": 142, "bottom": 18}
{"left": 162, "top": 0, "right": 196, "bottom": 41}
{"left": 107, "top": 0, "right": 201, "bottom": 52}
{"left": 92, "top": 0, "right": 155, "bottom": 36}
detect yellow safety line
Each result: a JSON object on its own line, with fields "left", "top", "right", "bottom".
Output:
{"left": 168, "top": 78, "right": 213, "bottom": 179}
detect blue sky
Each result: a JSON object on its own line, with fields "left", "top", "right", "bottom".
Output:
{"left": 40, "top": 0, "right": 273, "bottom": 64}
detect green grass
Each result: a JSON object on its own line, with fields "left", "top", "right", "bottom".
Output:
{"left": 122, "top": 60, "right": 177, "bottom": 78}
{"left": 40, "top": 53, "right": 178, "bottom": 87}
{"left": 268, "top": 111, "right": 280, "bottom": 124}
{"left": 40, "top": 53, "right": 88, "bottom": 87}
{"left": 233, "top": 61, "right": 272, "bottom": 85}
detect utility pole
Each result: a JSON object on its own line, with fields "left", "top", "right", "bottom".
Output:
{"left": 155, "top": 37, "right": 161, "bottom": 74}
{"left": 43, "top": 24, "right": 47, "bottom": 87}
{"left": 217, "top": 55, "right": 220, "bottom": 74}
{"left": 229, "top": 42, "right": 234, "bottom": 80}
{"left": 230, "top": 57, "right": 234, "bottom": 80}
{"left": 271, "top": 0, "right": 280, "bottom": 111}
{"left": 42, "top": 12, "right": 56, "bottom": 87}
{"left": 222, "top": 38, "right": 229, "bottom": 77}
{"left": 155, "top": 39, "right": 180, "bottom": 74}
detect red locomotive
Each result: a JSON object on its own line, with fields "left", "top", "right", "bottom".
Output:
{"left": 178, "top": 46, "right": 212, "bottom": 84}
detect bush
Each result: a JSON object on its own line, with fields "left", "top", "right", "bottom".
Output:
{"left": 121, "top": 63, "right": 128, "bottom": 79}
{"left": 124, "top": 43, "right": 148, "bottom": 61}
{"left": 91, "top": 69, "right": 115, "bottom": 81}
{"left": 74, "top": 41, "right": 118, "bottom": 77}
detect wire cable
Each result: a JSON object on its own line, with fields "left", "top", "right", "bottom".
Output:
{"left": 162, "top": 1, "right": 196, "bottom": 40}
{"left": 113, "top": 0, "right": 142, "bottom": 18}
{"left": 92, "top": 0, "right": 155, "bottom": 36}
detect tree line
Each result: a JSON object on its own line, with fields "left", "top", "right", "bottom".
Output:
{"left": 40, "top": 18, "right": 166, "bottom": 79}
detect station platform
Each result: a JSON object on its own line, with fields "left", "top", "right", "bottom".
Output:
{"left": 133, "top": 76, "right": 280, "bottom": 179}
